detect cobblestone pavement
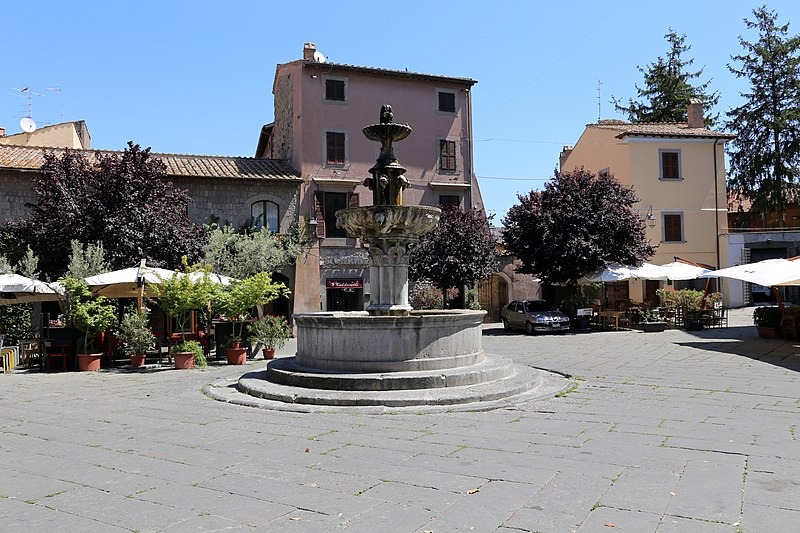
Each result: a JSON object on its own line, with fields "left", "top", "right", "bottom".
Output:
{"left": 1, "top": 307, "right": 798, "bottom": 532}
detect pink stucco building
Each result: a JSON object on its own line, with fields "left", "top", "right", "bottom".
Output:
{"left": 257, "top": 43, "right": 484, "bottom": 313}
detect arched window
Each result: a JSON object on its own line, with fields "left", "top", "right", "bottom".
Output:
{"left": 251, "top": 200, "right": 279, "bottom": 232}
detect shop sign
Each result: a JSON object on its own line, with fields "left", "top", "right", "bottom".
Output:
{"left": 326, "top": 279, "right": 363, "bottom": 289}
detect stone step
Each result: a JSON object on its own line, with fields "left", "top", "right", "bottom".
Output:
{"left": 265, "top": 355, "right": 516, "bottom": 391}
{"left": 235, "top": 359, "right": 551, "bottom": 408}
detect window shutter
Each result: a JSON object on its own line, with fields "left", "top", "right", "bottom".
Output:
{"left": 314, "top": 191, "right": 326, "bottom": 238}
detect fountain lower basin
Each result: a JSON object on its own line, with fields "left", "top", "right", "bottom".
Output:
{"left": 294, "top": 309, "right": 486, "bottom": 372}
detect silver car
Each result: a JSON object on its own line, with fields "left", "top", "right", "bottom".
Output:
{"left": 500, "top": 299, "right": 570, "bottom": 335}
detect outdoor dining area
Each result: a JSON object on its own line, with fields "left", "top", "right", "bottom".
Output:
{"left": 579, "top": 259, "right": 728, "bottom": 332}
{"left": 0, "top": 261, "right": 290, "bottom": 373}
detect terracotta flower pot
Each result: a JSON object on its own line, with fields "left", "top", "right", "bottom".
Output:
{"left": 226, "top": 347, "right": 247, "bottom": 365}
{"left": 262, "top": 347, "right": 276, "bottom": 360}
{"left": 130, "top": 354, "right": 146, "bottom": 367}
{"left": 174, "top": 351, "right": 195, "bottom": 369}
{"left": 78, "top": 353, "right": 102, "bottom": 371}
{"left": 757, "top": 326, "right": 780, "bottom": 338}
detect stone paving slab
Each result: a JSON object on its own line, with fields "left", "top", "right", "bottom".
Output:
{"left": 1, "top": 307, "right": 799, "bottom": 531}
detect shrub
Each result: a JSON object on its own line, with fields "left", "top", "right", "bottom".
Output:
{"left": 753, "top": 306, "right": 782, "bottom": 328}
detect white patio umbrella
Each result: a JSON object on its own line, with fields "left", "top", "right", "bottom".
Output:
{"left": 0, "top": 273, "right": 63, "bottom": 304}
{"left": 84, "top": 262, "right": 180, "bottom": 299}
{"left": 705, "top": 258, "right": 800, "bottom": 287}
{"left": 650, "top": 261, "right": 713, "bottom": 281}
{"left": 581, "top": 262, "right": 663, "bottom": 283}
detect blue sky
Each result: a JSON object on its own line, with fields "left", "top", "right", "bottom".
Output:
{"left": 3, "top": 1, "right": 799, "bottom": 222}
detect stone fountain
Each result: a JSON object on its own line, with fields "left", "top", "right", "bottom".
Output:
{"left": 217, "top": 106, "right": 569, "bottom": 412}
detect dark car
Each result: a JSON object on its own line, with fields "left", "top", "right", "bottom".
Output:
{"left": 500, "top": 299, "right": 570, "bottom": 335}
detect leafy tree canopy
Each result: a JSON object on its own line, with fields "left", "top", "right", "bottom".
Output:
{"left": 202, "top": 223, "right": 310, "bottom": 279}
{"left": 502, "top": 168, "right": 655, "bottom": 287}
{"left": 15, "top": 142, "right": 206, "bottom": 278}
{"left": 725, "top": 6, "right": 800, "bottom": 224}
{"left": 613, "top": 30, "right": 720, "bottom": 126}
{"left": 409, "top": 206, "right": 497, "bottom": 304}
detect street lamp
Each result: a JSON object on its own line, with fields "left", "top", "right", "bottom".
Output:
{"left": 646, "top": 205, "right": 656, "bottom": 228}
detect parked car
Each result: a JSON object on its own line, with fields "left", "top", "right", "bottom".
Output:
{"left": 500, "top": 299, "right": 570, "bottom": 335}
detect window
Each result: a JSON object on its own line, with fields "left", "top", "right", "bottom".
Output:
{"left": 438, "top": 195, "right": 461, "bottom": 208}
{"left": 326, "top": 132, "right": 346, "bottom": 166}
{"left": 323, "top": 192, "right": 348, "bottom": 238}
{"left": 660, "top": 149, "right": 681, "bottom": 180}
{"left": 325, "top": 79, "right": 345, "bottom": 101}
{"left": 251, "top": 200, "right": 279, "bottom": 232}
{"left": 663, "top": 213, "right": 683, "bottom": 242}
{"left": 438, "top": 91, "right": 456, "bottom": 113}
{"left": 439, "top": 140, "right": 457, "bottom": 172}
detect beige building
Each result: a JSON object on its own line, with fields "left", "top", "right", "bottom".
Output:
{"left": 257, "top": 43, "right": 484, "bottom": 313}
{"left": 0, "top": 120, "right": 91, "bottom": 150}
{"left": 560, "top": 102, "right": 735, "bottom": 303}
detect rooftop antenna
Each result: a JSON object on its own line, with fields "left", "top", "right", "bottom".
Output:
{"left": 595, "top": 79, "right": 603, "bottom": 121}
{"left": 46, "top": 85, "right": 64, "bottom": 119}
{"left": 11, "top": 86, "right": 43, "bottom": 120}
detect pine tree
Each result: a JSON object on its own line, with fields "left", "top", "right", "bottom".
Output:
{"left": 726, "top": 6, "right": 800, "bottom": 225}
{"left": 613, "top": 30, "right": 719, "bottom": 125}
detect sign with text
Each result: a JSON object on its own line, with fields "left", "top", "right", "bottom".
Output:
{"left": 576, "top": 308, "right": 594, "bottom": 316}
{"left": 326, "top": 279, "right": 363, "bottom": 289}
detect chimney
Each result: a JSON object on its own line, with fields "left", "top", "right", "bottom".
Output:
{"left": 559, "top": 145, "right": 574, "bottom": 170}
{"left": 687, "top": 98, "right": 704, "bottom": 128}
{"left": 303, "top": 42, "right": 317, "bottom": 61}
{"left": 0, "top": 127, "right": 5, "bottom": 137}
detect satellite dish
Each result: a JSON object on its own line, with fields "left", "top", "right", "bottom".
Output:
{"left": 20, "top": 117, "right": 37, "bottom": 133}
{"left": 313, "top": 50, "right": 326, "bottom": 63}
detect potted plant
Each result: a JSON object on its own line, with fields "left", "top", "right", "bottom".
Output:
{"left": 61, "top": 277, "right": 117, "bottom": 371}
{"left": 117, "top": 306, "right": 155, "bottom": 367}
{"left": 753, "top": 306, "right": 782, "bottom": 338}
{"left": 170, "top": 339, "right": 206, "bottom": 369}
{"left": 638, "top": 309, "right": 667, "bottom": 333}
{"left": 561, "top": 292, "right": 593, "bottom": 331}
{"left": 153, "top": 260, "right": 218, "bottom": 369}
{"left": 248, "top": 315, "right": 292, "bottom": 359}
{"left": 214, "top": 272, "right": 289, "bottom": 365}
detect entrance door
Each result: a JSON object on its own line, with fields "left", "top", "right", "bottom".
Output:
{"left": 326, "top": 289, "right": 362, "bottom": 311}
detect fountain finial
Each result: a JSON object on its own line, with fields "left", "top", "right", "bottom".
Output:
{"left": 363, "top": 105, "right": 412, "bottom": 205}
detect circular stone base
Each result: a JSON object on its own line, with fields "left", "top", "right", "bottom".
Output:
{"left": 203, "top": 357, "right": 572, "bottom": 414}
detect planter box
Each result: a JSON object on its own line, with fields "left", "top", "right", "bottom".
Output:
{"left": 641, "top": 321, "right": 667, "bottom": 333}
{"left": 757, "top": 326, "right": 780, "bottom": 338}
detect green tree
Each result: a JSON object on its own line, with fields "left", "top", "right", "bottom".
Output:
{"left": 16, "top": 246, "right": 40, "bottom": 278}
{"left": 61, "top": 277, "right": 117, "bottom": 353}
{"left": 66, "top": 240, "right": 110, "bottom": 279}
{"left": 214, "top": 271, "right": 290, "bottom": 344}
{"left": 409, "top": 206, "right": 497, "bottom": 307}
{"left": 502, "top": 168, "right": 655, "bottom": 288}
{"left": 726, "top": 6, "right": 800, "bottom": 225}
{"left": 202, "top": 224, "right": 309, "bottom": 279}
{"left": 152, "top": 261, "right": 219, "bottom": 342}
{"left": 613, "top": 30, "right": 719, "bottom": 126}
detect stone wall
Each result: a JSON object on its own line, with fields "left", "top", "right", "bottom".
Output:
{"left": 0, "top": 169, "right": 38, "bottom": 223}
{"left": 0, "top": 169, "right": 301, "bottom": 234}
{"left": 170, "top": 175, "right": 300, "bottom": 231}
{"left": 270, "top": 68, "right": 295, "bottom": 162}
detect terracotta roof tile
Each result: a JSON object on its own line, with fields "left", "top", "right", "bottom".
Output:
{"left": 0, "top": 145, "right": 300, "bottom": 181}
{"left": 590, "top": 120, "right": 735, "bottom": 140}
{"left": 303, "top": 60, "right": 477, "bottom": 86}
